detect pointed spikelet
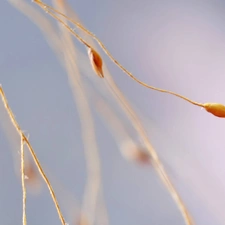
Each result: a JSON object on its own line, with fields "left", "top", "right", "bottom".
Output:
{"left": 204, "top": 103, "right": 225, "bottom": 118}
{"left": 88, "top": 47, "right": 104, "bottom": 78}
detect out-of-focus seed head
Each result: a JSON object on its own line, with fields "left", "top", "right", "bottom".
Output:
{"left": 75, "top": 214, "right": 89, "bottom": 225}
{"left": 120, "top": 140, "right": 151, "bottom": 165}
{"left": 88, "top": 47, "right": 104, "bottom": 78}
{"left": 24, "top": 159, "right": 42, "bottom": 194}
{"left": 204, "top": 103, "right": 225, "bottom": 118}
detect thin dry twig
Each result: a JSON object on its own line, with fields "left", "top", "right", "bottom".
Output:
{"left": 0, "top": 86, "right": 66, "bottom": 225}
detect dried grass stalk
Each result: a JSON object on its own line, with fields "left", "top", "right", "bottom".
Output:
{"left": 0, "top": 86, "right": 66, "bottom": 225}
{"left": 52, "top": 1, "right": 106, "bottom": 224}
{"left": 7, "top": 1, "right": 200, "bottom": 225}
{"left": 94, "top": 94, "right": 151, "bottom": 165}
{"left": 20, "top": 135, "right": 27, "bottom": 225}
{"left": 30, "top": 3, "right": 195, "bottom": 225}
{"left": 33, "top": 0, "right": 209, "bottom": 110}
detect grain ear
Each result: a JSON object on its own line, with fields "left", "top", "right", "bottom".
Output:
{"left": 88, "top": 47, "right": 104, "bottom": 78}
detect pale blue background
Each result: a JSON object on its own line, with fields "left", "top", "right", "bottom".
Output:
{"left": 1, "top": 0, "right": 225, "bottom": 225}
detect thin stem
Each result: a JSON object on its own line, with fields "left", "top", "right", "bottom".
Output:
{"left": 51, "top": 1, "right": 107, "bottom": 224}
{"left": 11, "top": 1, "right": 194, "bottom": 224}
{"left": 56, "top": 29, "right": 100, "bottom": 225}
{"left": 21, "top": 135, "right": 27, "bottom": 225}
{"left": 33, "top": 0, "right": 203, "bottom": 108}
{"left": 61, "top": 9, "right": 195, "bottom": 223}
{"left": 105, "top": 78, "right": 194, "bottom": 225}
{"left": 54, "top": 2, "right": 111, "bottom": 224}
{"left": 8, "top": 0, "right": 104, "bottom": 223}
{"left": 35, "top": 0, "right": 90, "bottom": 48}
{"left": 0, "top": 86, "right": 66, "bottom": 225}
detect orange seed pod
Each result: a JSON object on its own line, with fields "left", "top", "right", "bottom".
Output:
{"left": 88, "top": 47, "right": 104, "bottom": 78}
{"left": 204, "top": 103, "right": 225, "bottom": 118}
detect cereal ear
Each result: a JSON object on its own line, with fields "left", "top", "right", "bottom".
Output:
{"left": 88, "top": 47, "right": 104, "bottom": 78}
{"left": 204, "top": 103, "right": 225, "bottom": 118}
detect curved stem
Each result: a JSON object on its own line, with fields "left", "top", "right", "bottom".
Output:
{"left": 33, "top": 0, "right": 203, "bottom": 108}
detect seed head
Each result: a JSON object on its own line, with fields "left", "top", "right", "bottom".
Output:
{"left": 24, "top": 159, "right": 42, "bottom": 193}
{"left": 76, "top": 214, "right": 89, "bottom": 225}
{"left": 120, "top": 140, "right": 151, "bottom": 165}
{"left": 204, "top": 103, "right": 225, "bottom": 118}
{"left": 88, "top": 47, "right": 104, "bottom": 78}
